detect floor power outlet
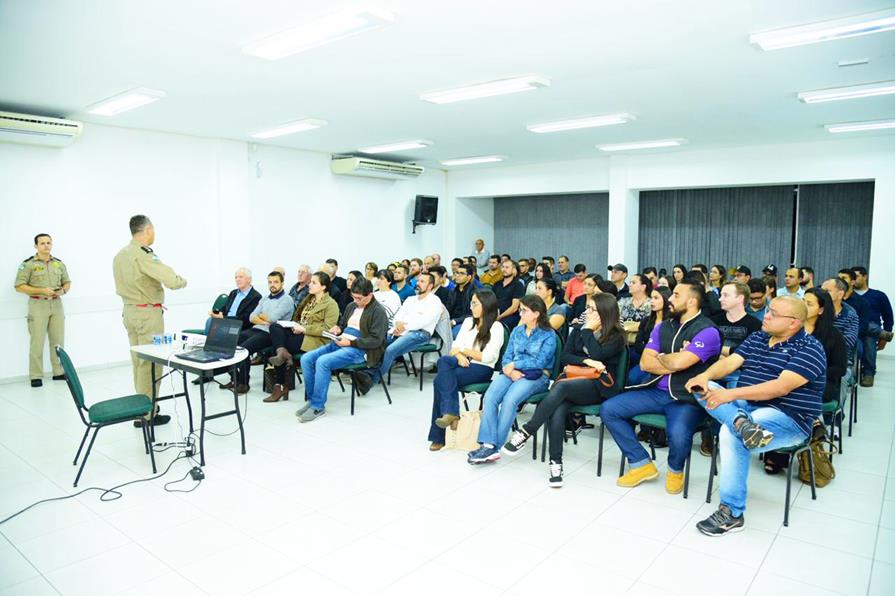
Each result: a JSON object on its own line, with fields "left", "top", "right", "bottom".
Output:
{"left": 189, "top": 467, "right": 205, "bottom": 481}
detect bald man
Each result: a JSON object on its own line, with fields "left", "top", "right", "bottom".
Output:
{"left": 685, "top": 296, "right": 826, "bottom": 536}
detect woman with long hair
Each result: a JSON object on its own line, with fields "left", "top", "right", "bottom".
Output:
{"left": 709, "top": 264, "right": 726, "bottom": 294}
{"left": 526, "top": 262, "right": 551, "bottom": 295}
{"left": 428, "top": 290, "right": 505, "bottom": 450}
{"left": 535, "top": 276, "right": 569, "bottom": 332}
{"left": 502, "top": 293, "right": 626, "bottom": 486}
{"left": 672, "top": 264, "right": 687, "bottom": 284}
{"left": 467, "top": 295, "right": 557, "bottom": 464}
{"left": 627, "top": 286, "right": 672, "bottom": 384}
{"left": 364, "top": 261, "right": 379, "bottom": 281}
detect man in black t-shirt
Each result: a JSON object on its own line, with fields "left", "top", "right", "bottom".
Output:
{"left": 711, "top": 282, "right": 762, "bottom": 361}
{"left": 494, "top": 260, "right": 525, "bottom": 328}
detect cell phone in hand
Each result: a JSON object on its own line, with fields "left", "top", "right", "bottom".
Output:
{"left": 689, "top": 385, "right": 704, "bottom": 394}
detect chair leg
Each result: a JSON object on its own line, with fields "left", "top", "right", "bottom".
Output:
{"left": 380, "top": 376, "right": 392, "bottom": 405}
{"left": 531, "top": 427, "right": 538, "bottom": 461}
{"left": 837, "top": 411, "right": 843, "bottom": 455}
{"left": 784, "top": 452, "right": 795, "bottom": 527}
{"left": 419, "top": 352, "right": 424, "bottom": 391}
{"left": 142, "top": 419, "right": 157, "bottom": 473}
{"left": 706, "top": 437, "right": 718, "bottom": 504}
{"left": 619, "top": 455, "right": 626, "bottom": 478}
{"left": 337, "top": 373, "right": 345, "bottom": 393}
{"left": 73, "top": 426, "right": 90, "bottom": 465}
{"left": 597, "top": 423, "right": 604, "bottom": 477}
{"left": 807, "top": 446, "right": 817, "bottom": 500}
{"left": 350, "top": 381, "right": 356, "bottom": 416}
{"left": 462, "top": 392, "right": 470, "bottom": 412}
{"left": 74, "top": 427, "right": 100, "bottom": 487}
{"left": 541, "top": 425, "right": 548, "bottom": 463}
{"left": 409, "top": 354, "right": 418, "bottom": 378}
{"left": 683, "top": 452, "right": 692, "bottom": 499}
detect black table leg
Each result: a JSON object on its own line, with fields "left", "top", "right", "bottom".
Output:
{"left": 199, "top": 372, "right": 207, "bottom": 466}
{"left": 232, "top": 364, "right": 246, "bottom": 454}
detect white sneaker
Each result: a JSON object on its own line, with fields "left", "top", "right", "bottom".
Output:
{"left": 548, "top": 460, "right": 563, "bottom": 488}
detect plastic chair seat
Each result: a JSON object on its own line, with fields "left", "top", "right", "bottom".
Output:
{"left": 460, "top": 382, "right": 491, "bottom": 394}
{"left": 632, "top": 413, "right": 669, "bottom": 429}
{"left": 527, "top": 391, "right": 548, "bottom": 405}
{"left": 88, "top": 394, "right": 153, "bottom": 424}
{"left": 570, "top": 404, "right": 601, "bottom": 416}
{"left": 182, "top": 328, "right": 205, "bottom": 335}
{"left": 821, "top": 400, "right": 840, "bottom": 413}
{"left": 413, "top": 343, "right": 440, "bottom": 353}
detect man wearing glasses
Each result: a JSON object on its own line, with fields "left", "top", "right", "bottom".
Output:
{"left": 297, "top": 277, "right": 387, "bottom": 422}
{"left": 685, "top": 296, "right": 826, "bottom": 536}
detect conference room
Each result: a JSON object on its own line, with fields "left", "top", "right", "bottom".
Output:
{"left": 1, "top": 1, "right": 894, "bottom": 594}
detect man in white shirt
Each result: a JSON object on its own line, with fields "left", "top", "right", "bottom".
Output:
{"left": 777, "top": 267, "right": 805, "bottom": 298}
{"left": 372, "top": 272, "right": 444, "bottom": 381}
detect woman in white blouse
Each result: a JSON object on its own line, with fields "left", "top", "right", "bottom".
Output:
{"left": 428, "top": 289, "right": 504, "bottom": 451}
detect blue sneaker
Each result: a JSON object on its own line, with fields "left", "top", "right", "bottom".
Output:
{"left": 467, "top": 445, "right": 500, "bottom": 465}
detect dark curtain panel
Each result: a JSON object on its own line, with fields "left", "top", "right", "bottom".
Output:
{"left": 638, "top": 185, "right": 794, "bottom": 275}
{"left": 494, "top": 193, "right": 609, "bottom": 272}
{"left": 796, "top": 182, "right": 874, "bottom": 282}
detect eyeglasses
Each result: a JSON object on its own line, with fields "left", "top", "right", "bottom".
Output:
{"left": 766, "top": 308, "right": 798, "bottom": 320}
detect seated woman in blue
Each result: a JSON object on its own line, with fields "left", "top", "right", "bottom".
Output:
{"left": 468, "top": 295, "right": 557, "bottom": 464}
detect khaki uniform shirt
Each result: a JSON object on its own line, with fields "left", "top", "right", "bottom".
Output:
{"left": 15, "top": 254, "right": 70, "bottom": 291}
{"left": 112, "top": 240, "right": 187, "bottom": 304}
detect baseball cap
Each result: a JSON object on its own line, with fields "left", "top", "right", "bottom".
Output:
{"left": 763, "top": 264, "right": 778, "bottom": 276}
{"left": 734, "top": 265, "right": 751, "bottom": 276}
{"left": 607, "top": 263, "right": 628, "bottom": 273}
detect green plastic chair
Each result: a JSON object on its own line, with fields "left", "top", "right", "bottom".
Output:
{"left": 56, "top": 346, "right": 157, "bottom": 487}
{"left": 332, "top": 361, "right": 392, "bottom": 415}
{"left": 627, "top": 412, "right": 709, "bottom": 499}
{"left": 408, "top": 334, "right": 444, "bottom": 391}
{"left": 182, "top": 293, "right": 229, "bottom": 335}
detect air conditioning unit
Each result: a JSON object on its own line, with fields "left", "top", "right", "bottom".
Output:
{"left": 0, "top": 111, "right": 83, "bottom": 148}
{"left": 330, "top": 156, "right": 424, "bottom": 180}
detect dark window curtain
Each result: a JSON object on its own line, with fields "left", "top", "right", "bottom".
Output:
{"left": 494, "top": 193, "right": 609, "bottom": 272}
{"left": 796, "top": 182, "right": 874, "bottom": 282}
{"left": 638, "top": 186, "right": 793, "bottom": 275}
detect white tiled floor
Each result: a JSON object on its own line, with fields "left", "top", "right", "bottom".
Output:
{"left": 1, "top": 356, "right": 893, "bottom": 595}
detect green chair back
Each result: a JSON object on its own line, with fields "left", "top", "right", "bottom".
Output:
{"left": 55, "top": 346, "right": 85, "bottom": 410}
{"left": 211, "top": 293, "right": 229, "bottom": 313}
{"left": 614, "top": 348, "right": 629, "bottom": 393}
{"left": 548, "top": 331, "right": 564, "bottom": 380}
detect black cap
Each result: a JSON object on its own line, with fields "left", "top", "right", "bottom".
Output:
{"left": 608, "top": 263, "right": 628, "bottom": 273}
{"left": 735, "top": 265, "right": 751, "bottom": 276}
{"left": 763, "top": 264, "right": 778, "bottom": 276}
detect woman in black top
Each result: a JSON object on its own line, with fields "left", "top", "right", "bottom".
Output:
{"left": 628, "top": 286, "right": 672, "bottom": 384}
{"left": 500, "top": 293, "right": 626, "bottom": 484}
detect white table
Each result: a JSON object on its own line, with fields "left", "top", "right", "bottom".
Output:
{"left": 131, "top": 343, "right": 249, "bottom": 465}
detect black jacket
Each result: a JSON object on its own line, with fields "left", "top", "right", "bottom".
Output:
{"left": 448, "top": 282, "right": 474, "bottom": 326}
{"left": 339, "top": 299, "right": 388, "bottom": 367}
{"left": 220, "top": 287, "right": 262, "bottom": 330}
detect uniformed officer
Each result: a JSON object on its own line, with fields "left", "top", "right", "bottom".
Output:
{"left": 112, "top": 215, "right": 187, "bottom": 426}
{"left": 14, "top": 233, "right": 71, "bottom": 387}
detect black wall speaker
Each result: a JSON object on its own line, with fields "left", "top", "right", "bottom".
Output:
{"left": 414, "top": 195, "right": 438, "bottom": 224}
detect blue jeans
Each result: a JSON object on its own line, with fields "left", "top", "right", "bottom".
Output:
{"left": 300, "top": 342, "right": 366, "bottom": 409}
{"left": 600, "top": 387, "right": 706, "bottom": 472}
{"left": 428, "top": 357, "right": 493, "bottom": 443}
{"left": 477, "top": 372, "right": 549, "bottom": 447}
{"left": 626, "top": 364, "right": 651, "bottom": 385}
{"left": 696, "top": 389, "right": 807, "bottom": 517}
{"left": 375, "top": 330, "right": 431, "bottom": 381}
{"left": 861, "top": 322, "right": 881, "bottom": 376}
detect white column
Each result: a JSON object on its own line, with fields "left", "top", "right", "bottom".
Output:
{"left": 607, "top": 156, "right": 639, "bottom": 270}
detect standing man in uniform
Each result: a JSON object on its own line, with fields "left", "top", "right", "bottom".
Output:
{"left": 15, "top": 233, "right": 71, "bottom": 387}
{"left": 113, "top": 215, "right": 187, "bottom": 426}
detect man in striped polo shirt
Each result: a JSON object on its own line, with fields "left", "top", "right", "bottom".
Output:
{"left": 685, "top": 296, "right": 826, "bottom": 536}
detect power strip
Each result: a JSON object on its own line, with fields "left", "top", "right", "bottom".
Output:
{"left": 189, "top": 467, "right": 205, "bottom": 481}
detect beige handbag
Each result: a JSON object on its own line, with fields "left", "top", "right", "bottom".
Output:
{"left": 445, "top": 410, "right": 482, "bottom": 451}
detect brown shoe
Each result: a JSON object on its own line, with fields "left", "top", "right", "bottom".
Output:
{"left": 269, "top": 348, "right": 292, "bottom": 368}
{"left": 263, "top": 384, "right": 289, "bottom": 402}
{"left": 235, "top": 384, "right": 250, "bottom": 394}
{"left": 434, "top": 414, "right": 460, "bottom": 430}
{"left": 860, "top": 376, "right": 874, "bottom": 387}
{"left": 429, "top": 442, "right": 444, "bottom": 451}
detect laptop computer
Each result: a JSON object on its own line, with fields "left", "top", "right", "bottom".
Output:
{"left": 176, "top": 318, "right": 242, "bottom": 363}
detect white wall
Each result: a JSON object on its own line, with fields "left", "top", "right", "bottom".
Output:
{"left": 446, "top": 136, "right": 895, "bottom": 299}
{"left": 0, "top": 124, "right": 448, "bottom": 382}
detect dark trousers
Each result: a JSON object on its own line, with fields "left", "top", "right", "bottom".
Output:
{"left": 428, "top": 356, "right": 493, "bottom": 443}
{"left": 522, "top": 378, "right": 608, "bottom": 463}
{"left": 237, "top": 328, "right": 273, "bottom": 385}
{"left": 269, "top": 325, "right": 305, "bottom": 384}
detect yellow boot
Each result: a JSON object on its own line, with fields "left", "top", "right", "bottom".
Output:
{"left": 617, "top": 462, "right": 659, "bottom": 488}
{"left": 666, "top": 470, "right": 684, "bottom": 494}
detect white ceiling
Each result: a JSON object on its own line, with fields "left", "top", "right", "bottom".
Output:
{"left": 2, "top": 0, "right": 895, "bottom": 168}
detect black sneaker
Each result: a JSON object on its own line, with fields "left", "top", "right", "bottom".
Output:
{"left": 52, "top": 374, "right": 66, "bottom": 381}
{"left": 736, "top": 417, "right": 774, "bottom": 449}
{"left": 133, "top": 414, "right": 171, "bottom": 428}
{"left": 696, "top": 504, "right": 744, "bottom": 536}
{"left": 548, "top": 460, "right": 563, "bottom": 488}
{"left": 501, "top": 430, "right": 530, "bottom": 456}
{"left": 30, "top": 379, "right": 43, "bottom": 388}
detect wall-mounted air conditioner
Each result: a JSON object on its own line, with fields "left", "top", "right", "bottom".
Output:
{"left": 330, "top": 156, "right": 424, "bottom": 180}
{"left": 0, "top": 111, "right": 83, "bottom": 148}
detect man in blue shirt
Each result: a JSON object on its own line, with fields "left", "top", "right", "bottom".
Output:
{"left": 852, "top": 266, "right": 893, "bottom": 387}
{"left": 746, "top": 279, "right": 769, "bottom": 321}
{"left": 391, "top": 264, "right": 415, "bottom": 303}
{"left": 686, "top": 296, "right": 826, "bottom": 536}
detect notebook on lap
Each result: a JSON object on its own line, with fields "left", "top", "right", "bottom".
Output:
{"left": 177, "top": 318, "right": 242, "bottom": 363}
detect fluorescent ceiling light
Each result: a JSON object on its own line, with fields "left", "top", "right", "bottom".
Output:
{"left": 527, "top": 113, "right": 635, "bottom": 133}
{"left": 798, "top": 80, "right": 895, "bottom": 103}
{"left": 421, "top": 75, "right": 550, "bottom": 104}
{"left": 243, "top": 7, "right": 395, "bottom": 60}
{"left": 250, "top": 118, "right": 327, "bottom": 139}
{"left": 358, "top": 139, "right": 433, "bottom": 154}
{"left": 597, "top": 139, "right": 685, "bottom": 152}
{"left": 750, "top": 8, "right": 895, "bottom": 50}
{"left": 825, "top": 119, "right": 895, "bottom": 133}
{"left": 87, "top": 87, "right": 166, "bottom": 116}
{"left": 440, "top": 155, "right": 506, "bottom": 167}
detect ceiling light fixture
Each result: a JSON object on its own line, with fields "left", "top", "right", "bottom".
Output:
{"left": 825, "top": 119, "right": 895, "bottom": 133}
{"left": 750, "top": 8, "right": 895, "bottom": 50}
{"left": 250, "top": 118, "right": 327, "bottom": 139}
{"left": 421, "top": 75, "right": 550, "bottom": 104}
{"left": 597, "top": 139, "right": 685, "bottom": 152}
{"left": 243, "top": 7, "right": 395, "bottom": 60}
{"left": 358, "top": 140, "right": 433, "bottom": 154}
{"left": 527, "top": 113, "right": 635, "bottom": 133}
{"left": 87, "top": 87, "right": 166, "bottom": 116}
{"left": 797, "top": 80, "right": 895, "bottom": 103}
{"left": 440, "top": 155, "right": 506, "bottom": 166}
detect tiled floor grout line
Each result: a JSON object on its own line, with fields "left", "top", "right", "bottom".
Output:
{"left": 1, "top": 530, "right": 63, "bottom": 595}
{"left": 867, "top": 414, "right": 895, "bottom": 591}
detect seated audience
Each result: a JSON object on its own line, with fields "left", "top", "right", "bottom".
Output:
{"left": 265, "top": 271, "right": 339, "bottom": 402}
{"left": 610, "top": 263, "right": 630, "bottom": 298}
{"left": 746, "top": 278, "right": 769, "bottom": 321}
{"left": 762, "top": 274, "right": 777, "bottom": 300}
{"left": 336, "top": 270, "right": 362, "bottom": 314}
{"left": 473, "top": 238, "right": 490, "bottom": 272}
{"left": 658, "top": 275, "right": 676, "bottom": 290}
{"left": 407, "top": 257, "right": 423, "bottom": 288}
{"left": 672, "top": 264, "right": 687, "bottom": 285}
{"left": 501, "top": 293, "right": 626, "bottom": 486}
{"left": 517, "top": 258, "right": 533, "bottom": 287}
{"left": 852, "top": 265, "right": 893, "bottom": 387}
{"left": 820, "top": 277, "right": 859, "bottom": 354}
{"left": 207, "top": 267, "right": 262, "bottom": 332}
{"left": 467, "top": 295, "right": 557, "bottom": 464}
{"left": 448, "top": 263, "right": 475, "bottom": 338}
{"left": 689, "top": 270, "right": 722, "bottom": 316}
{"left": 526, "top": 262, "right": 550, "bottom": 295}
{"left": 288, "top": 265, "right": 312, "bottom": 305}
{"left": 391, "top": 264, "right": 415, "bottom": 303}
{"left": 364, "top": 261, "right": 378, "bottom": 281}
{"left": 619, "top": 273, "right": 653, "bottom": 324}
{"left": 569, "top": 274, "right": 600, "bottom": 323}
{"left": 428, "top": 290, "right": 504, "bottom": 450}
{"left": 564, "top": 264, "right": 588, "bottom": 304}
{"left": 708, "top": 264, "right": 726, "bottom": 294}
{"left": 535, "top": 277, "right": 569, "bottom": 332}
{"left": 839, "top": 268, "right": 870, "bottom": 353}
{"left": 684, "top": 296, "right": 825, "bottom": 536}
{"left": 480, "top": 255, "right": 504, "bottom": 286}
{"left": 229, "top": 271, "right": 295, "bottom": 394}
{"left": 326, "top": 259, "right": 347, "bottom": 295}
{"left": 554, "top": 255, "right": 573, "bottom": 290}
{"left": 494, "top": 259, "right": 524, "bottom": 328}
{"left": 373, "top": 269, "right": 402, "bottom": 327}
{"left": 800, "top": 266, "right": 815, "bottom": 290}
{"left": 642, "top": 266, "right": 658, "bottom": 287}
{"left": 628, "top": 286, "right": 672, "bottom": 384}
{"left": 733, "top": 265, "right": 751, "bottom": 285}
{"left": 600, "top": 280, "right": 721, "bottom": 494}
{"left": 430, "top": 265, "right": 453, "bottom": 312}
{"left": 297, "top": 277, "right": 387, "bottom": 422}
{"left": 450, "top": 257, "right": 463, "bottom": 280}
{"left": 712, "top": 281, "right": 762, "bottom": 361}
{"left": 778, "top": 267, "right": 805, "bottom": 298}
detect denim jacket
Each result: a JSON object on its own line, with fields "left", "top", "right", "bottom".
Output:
{"left": 502, "top": 325, "right": 556, "bottom": 372}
